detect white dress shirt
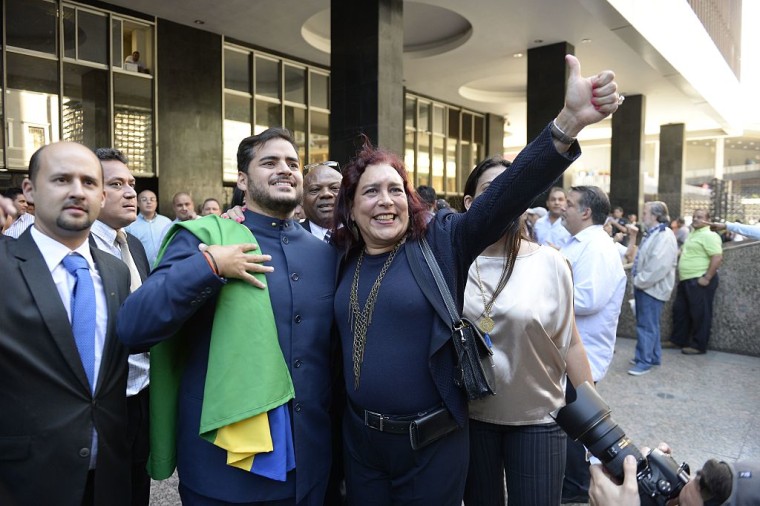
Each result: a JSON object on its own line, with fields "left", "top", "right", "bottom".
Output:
{"left": 30, "top": 226, "right": 107, "bottom": 468}
{"left": 3, "top": 212, "right": 35, "bottom": 238}
{"left": 308, "top": 221, "right": 330, "bottom": 242}
{"left": 91, "top": 220, "right": 151, "bottom": 396}
{"left": 561, "top": 225, "right": 626, "bottom": 382}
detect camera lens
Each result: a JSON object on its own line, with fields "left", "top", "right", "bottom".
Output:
{"left": 555, "top": 382, "right": 643, "bottom": 478}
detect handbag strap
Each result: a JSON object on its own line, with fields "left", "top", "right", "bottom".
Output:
{"left": 419, "top": 237, "right": 460, "bottom": 326}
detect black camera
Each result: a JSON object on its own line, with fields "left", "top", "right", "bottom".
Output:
{"left": 555, "top": 382, "right": 691, "bottom": 506}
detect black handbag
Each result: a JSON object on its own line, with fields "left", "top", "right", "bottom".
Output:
{"left": 419, "top": 238, "right": 496, "bottom": 400}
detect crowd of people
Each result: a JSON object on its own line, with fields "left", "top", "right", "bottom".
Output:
{"left": 0, "top": 53, "right": 757, "bottom": 506}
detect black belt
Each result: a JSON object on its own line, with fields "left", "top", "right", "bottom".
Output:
{"left": 349, "top": 400, "right": 425, "bottom": 434}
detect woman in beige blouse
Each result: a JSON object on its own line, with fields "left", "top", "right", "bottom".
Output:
{"left": 461, "top": 156, "right": 593, "bottom": 506}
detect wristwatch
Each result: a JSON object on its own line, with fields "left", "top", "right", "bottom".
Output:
{"left": 550, "top": 119, "right": 576, "bottom": 145}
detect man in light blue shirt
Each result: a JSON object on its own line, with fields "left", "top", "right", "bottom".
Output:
{"left": 125, "top": 189, "right": 171, "bottom": 268}
{"left": 533, "top": 186, "right": 571, "bottom": 249}
{"left": 708, "top": 220, "right": 760, "bottom": 241}
{"left": 559, "top": 185, "right": 626, "bottom": 503}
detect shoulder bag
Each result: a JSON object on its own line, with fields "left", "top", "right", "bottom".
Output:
{"left": 419, "top": 238, "right": 496, "bottom": 400}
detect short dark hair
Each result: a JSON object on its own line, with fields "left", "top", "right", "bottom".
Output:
{"left": 28, "top": 145, "right": 50, "bottom": 182}
{"left": 237, "top": 128, "right": 299, "bottom": 174}
{"left": 416, "top": 185, "right": 437, "bottom": 206}
{"left": 570, "top": 185, "right": 610, "bottom": 225}
{"left": 699, "top": 459, "right": 733, "bottom": 504}
{"left": 94, "top": 147, "right": 129, "bottom": 164}
{"left": 3, "top": 187, "right": 24, "bottom": 200}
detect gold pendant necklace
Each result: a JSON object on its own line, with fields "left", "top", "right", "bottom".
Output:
{"left": 349, "top": 242, "right": 402, "bottom": 390}
{"left": 474, "top": 259, "right": 495, "bottom": 333}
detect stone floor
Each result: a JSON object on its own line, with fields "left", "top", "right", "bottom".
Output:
{"left": 149, "top": 336, "right": 760, "bottom": 505}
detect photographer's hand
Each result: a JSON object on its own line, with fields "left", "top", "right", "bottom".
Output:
{"left": 589, "top": 455, "right": 640, "bottom": 506}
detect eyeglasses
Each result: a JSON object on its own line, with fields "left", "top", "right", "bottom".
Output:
{"left": 139, "top": 197, "right": 157, "bottom": 203}
{"left": 303, "top": 160, "right": 341, "bottom": 176}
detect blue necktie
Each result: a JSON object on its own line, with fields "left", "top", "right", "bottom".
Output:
{"left": 61, "top": 253, "right": 97, "bottom": 390}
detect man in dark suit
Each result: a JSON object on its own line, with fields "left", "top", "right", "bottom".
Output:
{"left": 118, "top": 128, "right": 338, "bottom": 505}
{"left": 0, "top": 142, "right": 131, "bottom": 506}
{"left": 90, "top": 147, "right": 152, "bottom": 506}
{"left": 300, "top": 161, "right": 342, "bottom": 242}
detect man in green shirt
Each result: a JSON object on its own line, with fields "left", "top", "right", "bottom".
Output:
{"left": 665, "top": 209, "right": 723, "bottom": 354}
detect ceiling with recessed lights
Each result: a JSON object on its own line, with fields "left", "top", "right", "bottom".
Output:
{"left": 105, "top": 0, "right": 758, "bottom": 147}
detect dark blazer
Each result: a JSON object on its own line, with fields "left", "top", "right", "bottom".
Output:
{"left": 300, "top": 219, "right": 313, "bottom": 233}
{"left": 360, "top": 126, "right": 579, "bottom": 427}
{"left": 118, "top": 213, "right": 338, "bottom": 504}
{"left": 89, "top": 231, "right": 150, "bottom": 283}
{"left": 127, "top": 232, "right": 151, "bottom": 282}
{"left": 0, "top": 230, "right": 132, "bottom": 506}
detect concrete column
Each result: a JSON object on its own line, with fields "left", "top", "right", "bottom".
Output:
{"left": 657, "top": 123, "right": 686, "bottom": 220}
{"left": 527, "top": 42, "right": 574, "bottom": 203}
{"left": 485, "top": 113, "right": 505, "bottom": 156}
{"left": 714, "top": 137, "right": 725, "bottom": 180}
{"left": 156, "top": 20, "right": 223, "bottom": 217}
{"left": 330, "top": 0, "right": 404, "bottom": 164}
{"left": 610, "top": 94, "right": 646, "bottom": 218}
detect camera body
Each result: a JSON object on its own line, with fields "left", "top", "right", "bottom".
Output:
{"left": 555, "top": 382, "right": 690, "bottom": 506}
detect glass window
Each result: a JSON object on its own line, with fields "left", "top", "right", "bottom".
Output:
{"left": 474, "top": 115, "right": 484, "bottom": 144}
{"left": 284, "top": 65, "right": 306, "bottom": 105}
{"left": 6, "top": 0, "right": 58, "bottom": 54}
{"left": 112, "top": 20, "right": 123, "bottom": 68}
{"left": 309, "top": 111, "right": 330, "bottom": 164}
{"left": 63, "top": 7, "right": 77, "bottom": 59}
{"left": 405, "top": 97, "right": 417, "bottom": 130}
{"left": 433, "top": 106, "right": 445, "bottom": 135}
{"left": 255, "top": 100, "right": 281, "bottom": 133}
{"left": 462, "top": 113, "right": 473, "bottom": 142}
{"left": 446, "top": 140, "right": 458, "bottom": 193}
{"left": 122, "top": 21, "right": 154, "bottom": 74}
{"left": 448, "top": 109, "right": 460, "bottom": 139}
{"left": 5, "top": 54, "right": 60, "bottom": 169}
{"left": 418, "top": 101, "right": 430, "bottom": 134}
{"left": 418, "top": 130, "right": 431, "bottom": 185}
{"left": 62, "top": 63, "right": 109, "bottom": 148}
{"left": 405, "top": 131, "right": 416, "bottom": 173}
{"left": 285, "top": 106, "right": 306, "bottom": 161}
{"left": 433, "top": 136, "right": 445, "bottom": 191}
{"left": 310, "top": 72, "right": 329, "bottom": 110}
{"left": 224, "top": 93, "right": 252, "bottom": 182}
{"left": 77, "top": 10, "right": 108, "bottom": 64}
{"left": 225, "top": 49, "right": 251, "bottom": 93}
{"left": 114, "top": 73, "right": 154, "bottom": 176}
{"left": 255, "top": 57, "right": 280, "bottom": 99}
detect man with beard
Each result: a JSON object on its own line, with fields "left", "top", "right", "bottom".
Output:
{"left": 300, "top": 161, "right": 342, "bottom": 242}
{"left": 118, "top": 128, "right": 338, "bottom": 505}
{"left": 0, "top": 142, "right": 132, "bottom": 505}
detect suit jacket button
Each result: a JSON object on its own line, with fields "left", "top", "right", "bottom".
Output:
{"left": 294, "top": 359, "right": 302, "bottom": 368}
{"left": 290, "top": 273, "right": 300, "bottom": 281}
{"left": 282, "top": 236, "right": 289, "bottom": 245}
{"left": 294, "top": 403, "right": 302, "bottom": 412}
{"left": 79, "top": 448, "right": 90, "bottom": 458}
{"left": 294, "top": 314, "right": 302, "bottom": 324}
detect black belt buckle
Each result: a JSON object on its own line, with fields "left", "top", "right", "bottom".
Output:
{"left": 364, "top": 409, "right": 386, "bottom": 431}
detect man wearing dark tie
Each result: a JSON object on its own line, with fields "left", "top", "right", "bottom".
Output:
{"left": 0, "top": 142, "right": 132, "bottom": 506}
{"left": 90, "top": 148, "right": 152, "bottom": 506}
{"left": 300, "top": 161, "right": 342, "bottom": 242}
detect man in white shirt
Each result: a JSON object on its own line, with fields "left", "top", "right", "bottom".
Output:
{"left": 300, "top": 161, "right": 342, "bottom": 242}
{"left": 0, "top": 142, "right": 131, "bottom": 505}
{"left": 90, "top": 147, "right": 152, "bottom": 506}
{"left": 534, "top": 186, "right": 571, "bottom": 249}
{"left": 559, "top": 185, "right": 626, "bottom": 503}
{"left": 2, "top": 187, "right": 35, "bottom": 238}
{"left": 707, "top": 220, "right": 760, "bottom": 241}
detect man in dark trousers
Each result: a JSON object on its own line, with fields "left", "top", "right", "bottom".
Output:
{"left": 0, "top": 142, "right": 131, "bottom": 506}
{"left": 118, "top": 128, "right": 338, "bottom": 505}
{"left": 90, "top": 147, "right": 152, "bottom": 506}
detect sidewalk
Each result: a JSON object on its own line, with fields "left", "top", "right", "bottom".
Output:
{"left": 149, "top": 337, "right": 760, "bottom": 505}
{"left": 596, "top": 336, "right": 760, "bottom": 475}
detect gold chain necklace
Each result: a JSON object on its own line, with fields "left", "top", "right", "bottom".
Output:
{"left": 349, "top": 242, "right": 402, "bottom": 390}
{"left": 474, "top": 259, "right": 496, "bottom": 333}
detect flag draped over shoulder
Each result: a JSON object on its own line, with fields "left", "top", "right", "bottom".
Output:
{"left": 147, "top": 215, "right": 295, "bottom": 480}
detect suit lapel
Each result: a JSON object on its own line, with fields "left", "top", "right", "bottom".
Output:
{"left": 14, "top": 232, "right": 92, "bottom": 392}
{"left": 91, "top": 247, "right": 122, "bottom": 396}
